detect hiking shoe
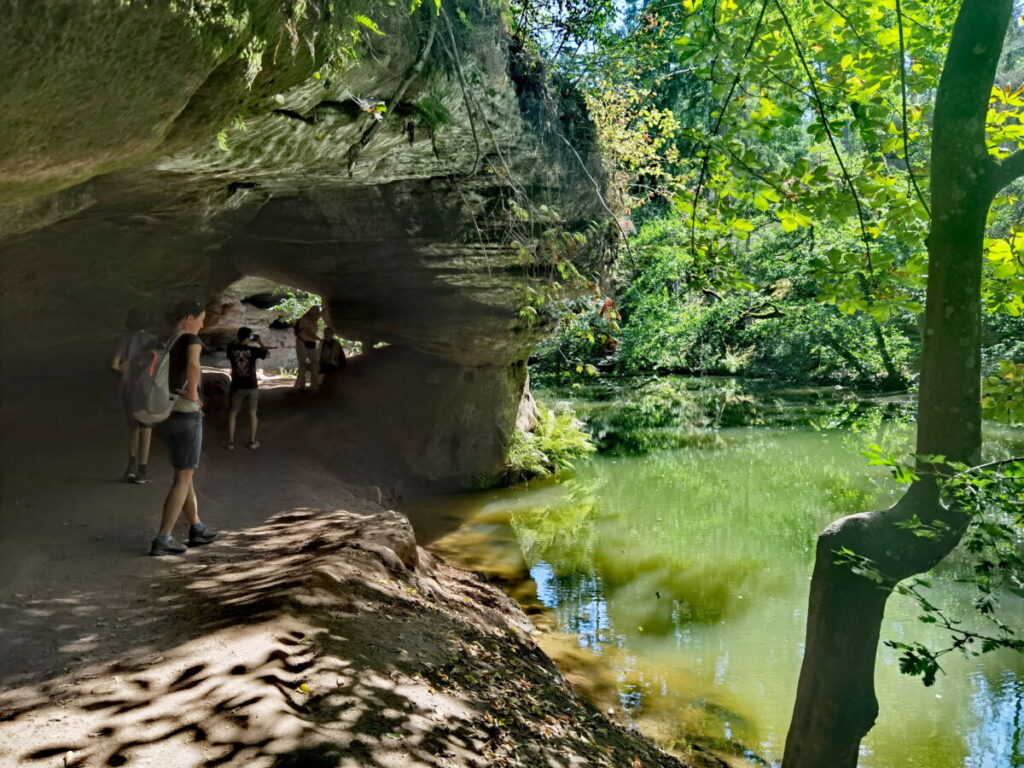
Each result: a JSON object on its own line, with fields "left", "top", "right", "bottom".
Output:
{"left": 188, "top": 525, "right": 218, "bottom": 548}
{"left": 149, "top": 536, "right": 187, "bottom": 556}
{"left": 248, "top": 441, "right": 260, "bottom": 450}
{"left": 131, "top": 467, "right": 150, "bottom": 485}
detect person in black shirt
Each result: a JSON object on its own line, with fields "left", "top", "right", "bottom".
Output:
{"left": 225, "top": 326, "right": 269, "bottom": 450}
{"left": 150, "top": 300, "right": 218, "bottom": 556}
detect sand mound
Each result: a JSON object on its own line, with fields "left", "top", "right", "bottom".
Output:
{"left": 0, "top": 505, "right": 719, "bottom": 768}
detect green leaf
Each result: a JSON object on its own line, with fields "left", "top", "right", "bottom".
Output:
{"left": 354, "top": 14, "right": 384, "bottom": 35}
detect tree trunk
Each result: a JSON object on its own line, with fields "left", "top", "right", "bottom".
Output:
{"left": 869, "top": 317, "right": 905, "bottom": 390}
{"left": 782, "top": 0, "right": 1015, "bottom": 764}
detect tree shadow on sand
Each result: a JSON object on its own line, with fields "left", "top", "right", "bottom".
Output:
{"left": 2, "top": 508, "right": 711, "bottom": 768}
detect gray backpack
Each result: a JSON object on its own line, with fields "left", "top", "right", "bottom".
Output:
{"left": 126, "top": 332, "right": 185, "bottom": 425}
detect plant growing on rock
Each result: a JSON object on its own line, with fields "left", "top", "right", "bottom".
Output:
{"left": 505, "top": 402, "right": 595, "bottom": 483}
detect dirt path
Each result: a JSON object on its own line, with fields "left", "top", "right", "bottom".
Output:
{"left": 0, "top": 372, "right": 382, "bottom": 686}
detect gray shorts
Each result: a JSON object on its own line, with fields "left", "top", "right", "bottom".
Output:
{"left": 160, "top": 412, "right": 203, "bottom": 470}
{"left": 230, "top": 388, "right": 259, "bottom": 413}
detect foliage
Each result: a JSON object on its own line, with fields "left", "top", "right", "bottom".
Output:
{"left": 552, "top": 376, "right": 909, "bottom": 454}
{"left": 532, "top": 294, "right": 619, "bottom": 384}
{"left": 605, "top": 219, "right": 917, "bottom": 385}
{"left": 269, "top": 288, "right": 322, "bottom": 324}
{"left": 517, "top": 0, "right": 1021, "bottom": 390}
{"left": 505, "top": 402, "right": 595, "bottom": 483}
{"left": 584, "top": 83, "right": 681, "bottom": 212}
{"left": 411, "top": 94, "right": 453, "bottom": 130}
{"left": 983, "top": 360, "right": 1024, "bottom": 426}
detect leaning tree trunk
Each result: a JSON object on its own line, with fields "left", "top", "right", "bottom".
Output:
{"left": 782, "top": 0, "right": 1023, "bottom": 764}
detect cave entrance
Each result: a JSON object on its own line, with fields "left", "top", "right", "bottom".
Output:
{"left": 201, "top": 276, "right": 363, "bottom": 384}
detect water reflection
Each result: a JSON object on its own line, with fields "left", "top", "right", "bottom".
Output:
{"left": 407, "top": 385, "right": 1024, "bottom": 768}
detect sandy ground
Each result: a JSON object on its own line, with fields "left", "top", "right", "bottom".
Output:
{"left": 0, "top": 370, "right": 719, "bottom": 768}
{"left": 0, "top": 370, "right": 387, "bottom": 680}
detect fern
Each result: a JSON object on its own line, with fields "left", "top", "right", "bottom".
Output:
{"left": 354, "top": 14, "right": 384, "bottom": 35}
{"left": 506, "top": 402, "right": 595, "bottom": 483}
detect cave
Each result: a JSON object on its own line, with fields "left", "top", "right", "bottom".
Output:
{"left": 0, "top": 1, "right": 609, "bottom": 490}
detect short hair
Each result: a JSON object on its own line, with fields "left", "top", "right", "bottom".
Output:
{"left": 125, "top": 306, "right": 150, "bottom": 331}
{"left": 237, "top": 327, "right": 253, "bottom": 341}
{"left": 173, "top": 300, "right": 204, "bottom": 322}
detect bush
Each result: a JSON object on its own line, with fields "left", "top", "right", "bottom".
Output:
{"left": 505, "top": 402, "right": 595, "bottom": 483}
{"left": 577, "top": 217, "right": 919, "bottom": 387}
{"left": 269, "top": 289, "right": 322, "bottom": 324}
{"left": 531, "top": 295, "right": 620, "bottom": 385}
{"left": 983, "top": 312, "right": 1024, "bottom": 376}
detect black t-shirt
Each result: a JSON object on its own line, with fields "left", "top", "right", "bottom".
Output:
{"left": 169, "top": 333, "right": 203, "bottom": 395}
{"left": 226, "top": 341, "right": 268, "bottom": 390}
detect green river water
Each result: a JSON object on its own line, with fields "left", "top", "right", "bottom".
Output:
{"left": 409, "top": 378, "right": 1024, "bottom": 768}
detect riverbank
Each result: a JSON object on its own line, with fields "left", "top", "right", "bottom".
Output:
{"left": 1, "top": 504, "right": 723, "bottom": 768}
{"left": 0, "top": 374, "right": 720, "bottom": 768}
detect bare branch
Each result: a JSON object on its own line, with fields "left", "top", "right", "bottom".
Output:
{"left": 895, "top": 0, "right": 931, "bottom": 216}
{"left": 690, "top": 0, "right": 771, "bottom": 258}
{"left": 774, "top": 0, "right": 875, "bottom": 276}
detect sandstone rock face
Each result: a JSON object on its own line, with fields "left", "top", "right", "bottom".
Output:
{"left": 0, "top": 1, "right": 609, "bottom": 484}
{"left": 202, "top": 280, "right": 299, "bottom": 369}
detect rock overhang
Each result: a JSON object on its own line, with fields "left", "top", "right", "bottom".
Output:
{"left": 1, "top": 0, "right": 609, "bottom": 370}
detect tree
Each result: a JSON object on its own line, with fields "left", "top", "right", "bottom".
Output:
{"left": 783, "top": 0, "right": 1024, "bottom": 764}
{"left": 517, "top": 0, "right": 1023, "bottom": 758}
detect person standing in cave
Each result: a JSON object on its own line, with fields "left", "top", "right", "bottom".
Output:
{"left": 293, "top": 305, "right": 321, "bottom": 390}
{"left": 318, "top": 326, "right": 346, "bottom": 386}
{"left": 112, "top": 307, "right": 158, "bottom": 484}
{"left": 225, "top": 326, "right": 268, "bottom": 450}
{"left": 150, "top": 300, "right": 218, "bottom": 556}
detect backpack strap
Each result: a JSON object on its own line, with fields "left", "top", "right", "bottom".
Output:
{"left": 164, "top": 330, "right": 185, "bottom": 350}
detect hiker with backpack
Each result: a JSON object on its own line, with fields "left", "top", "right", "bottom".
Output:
{"left": 293, "top": 305, "right": 321, "bottom": 389}
{"left": 225, "top": 326, "right": 269, "bottom": 450}
{"left": 149, "top": 300, "right": 217, "bottom": 556}
{"left": 112, "top": 307, "right": 158, "bottom": 484}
